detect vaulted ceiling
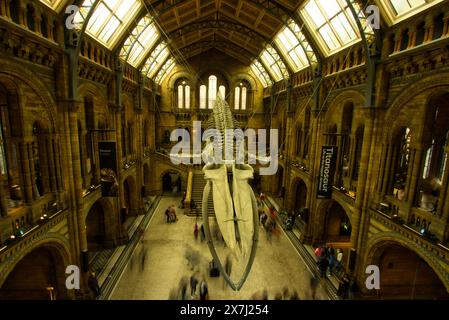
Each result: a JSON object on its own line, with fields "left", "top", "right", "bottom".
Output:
{"left": 146, "top": 0, "right": 300, "bottom": 64}
{"left": 41, "top": 0, "right": 444, "bottom": 85}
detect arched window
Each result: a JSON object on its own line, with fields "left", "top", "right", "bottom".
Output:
{"left": 208, "top": 75, "right": 217, "bottom": 108}
{"left": 0, "top": 85, "right": 22, "bottom": 214}
{"left": 177, "top": 80, "right": 190, "bottom": 109}
{"left": 234, "top": 82, "right": 249, "bottom": 110}
{"left": 392, "top": 127, "right": 412, "bottom": 196}
{"left": 199, "top": 85, "right": 207, "bottom": 109}
{"left": 219, "top": 85, "right": 226, "bottom": 100}
{"left": 199, "top": 75, "right": 227, "bottom": 109}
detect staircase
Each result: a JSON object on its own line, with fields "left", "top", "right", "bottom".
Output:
{"left": 190, "top": 171, "right": 215, "bottom": 216}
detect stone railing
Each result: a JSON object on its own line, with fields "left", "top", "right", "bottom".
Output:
{"left": 370, "top": 208, "right": 449, "bottom": 266}
{"left": 0, "top": 207, "right": 68, "bottom": 264}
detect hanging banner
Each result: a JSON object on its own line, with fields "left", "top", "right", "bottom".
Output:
{"left": 98, "top": 141, "right": 118, "bottom": 197}
{"left": 316, "top": 145, "right": 338, "bottom": 199}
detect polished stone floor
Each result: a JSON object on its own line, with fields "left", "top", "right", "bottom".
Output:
{"left": 110, "top": 196, "right": 329, "bottom": 300}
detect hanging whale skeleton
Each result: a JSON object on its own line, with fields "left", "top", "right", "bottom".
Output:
{"left": 200, "top": 95, "right": 261, "bottom": 291}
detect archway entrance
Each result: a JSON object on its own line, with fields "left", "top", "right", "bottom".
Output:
{"left": 161, "top": 171, "right": 181, "bottom": 194}
{"left": 293, "top": 179, "right": 308, "bottom": 223}
{"left": 372, "top": 243, "right": 449, "bottom": 299}
{"left": 86, "top": 201, "right": 106, "bottom": 252}
{"left": 276, "top": 165, "right": 284, "bottom": 197}
{"left": 323, "top": 201, "right": 351, "bottom": 243}
{"left": 122, "top": 176, "right": 137, "bottom": 230}
{"left": 0, "top": 246, "right": 68, "bottom": 300}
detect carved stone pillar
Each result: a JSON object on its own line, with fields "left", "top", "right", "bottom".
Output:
{"left": 443, "top": 14, "right": 449, "bottom": 37}
{"left": 439, "top": 146, "right": 449, "bottom": 219}
{"left": 0, "top": 0, "right": 10, "bottom": 19}
{"left": 68, "top": 101, "right": 88, "bottom": 258}
{"left": 47, "top": 137, "right": 57, "bottom": 191}
{"left": 34, "top": 9, "right": 42, "bottom": 35}
{"left": 19, "top": 141, "right": 33, "bottom": 203}
{"left": 405, "top": 145, "right": 425, "bottom": 207}
{"left": 424, "top": 16, "right": 435, "bottom": 43}
{"left": 351, "top": 109, "right": 374, "bottom": 250}
{"left": 18, "top": 0, "right": 27, "bottom": 27}
{"left": 380, "top": 143, "right": 393, "bottom": 198}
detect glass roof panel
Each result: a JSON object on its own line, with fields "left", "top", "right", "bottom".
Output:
{"left": 379, "top": 0, "right": 442, "bottom": 24}
{"left": 77, "top": 0, "right": 142, "bottom": 49}
{"left": 260, "top": 45, "right": 289, "bottom": 82}
{"left": 155, "top": 58, "right": 176, "bottom": 84}
{"left": 39, "top": 0, "right": 65, "bottom": 11}
{"left": 251, "top": 61, "right": 272, "bottom": 88}
{"left": 141, "top": 42, "right": 170, "bottom": 78}
{"left": 120, "top": 16, "right": 159, "bottom": 68}
{"left": 300, "top": 0, "right": 361, "bottom": 56}
{"left": 274, "top": 23, "right": 310, "bottom": 72}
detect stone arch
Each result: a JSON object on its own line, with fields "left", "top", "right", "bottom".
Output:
{"left": 385, "top": 73, "right": 449, "bottom": 124}
{"left": 0, "top": 58, "right": 57, "bottom": 131}
{"left": 85, "top": 198, "right": 115, "bottom": 251}
{"left": 167, "top": 70, "right": 196, "bottom": 89}
{"left": 363, "top": 234, "right": 449, "bottom": 295}
{"left": 123, "top": 175, "right": 138, "bottom": 217}
{"left": 231, "top": 72, "right": 258, "bottom": 91}
{"left": 289, "top": 177, "right": 309, "bottom": 222}
{"left": 0, "top": 236, "right": 71, "bottom": 299}
{"left": 324, "top": 90, "right": 365, "bottom": 125}
{"left": 160, "top": 169, "right": 182, "bottom": 194}
{"left": 315, "top": 198, "right": 353, "bottom": 243}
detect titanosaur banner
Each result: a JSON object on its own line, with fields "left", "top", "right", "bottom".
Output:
{"left": 317, "top": 145, "right": 338, "bottom": 199}
{"left": 98, "top": 141, "right": 118, "bottom": 197}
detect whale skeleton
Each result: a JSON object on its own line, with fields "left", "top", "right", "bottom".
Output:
{"left": 200, "top": 95, "right": 260, "bottom": 291}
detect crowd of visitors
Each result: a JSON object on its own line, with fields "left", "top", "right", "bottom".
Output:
{"left": 164, "top": 204, "right": 178, "bottom": 223}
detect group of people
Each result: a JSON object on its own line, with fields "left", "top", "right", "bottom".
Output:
{"left": 315, "top": 244, "right": 343, "bottom": 278}
{"left": 169, "top": 273, "right": 210, "bottom": 300}
{"left": 164, "top": 204, "right": 178, "bottom": 223}
{"left": 249, "top": 287, "right": 300, "bottom": 300}
{"left": 259, "top": 204, "right": 281, "bottom": 243}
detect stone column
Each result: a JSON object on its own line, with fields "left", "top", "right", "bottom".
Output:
{"left": 443, "top": 14, "right": 449, "bottom": 37}
{"left": 424, "top": 16, "right": 435, "bottom": 43}
{"left": 439, "top": 146, "right": 449, "bottom": 218}
{"left": 34, "top": 8, "right": 42, "bottom": 35}
{"left": 1, "top": 0, "right": 10, "bottom": 19}
{"left": 303, "top": 112, "right": 321, "bottom": 244}
{"left": 405, "top": 145, "right": 425, "bottom": 206}
{"left": 351, "top": 109, "right": 374, "bottom": 251}
{"left": 381, "top": 143, "right": 393, "bottom": 197}
{"left": 39, "top": 137, "right": 50, "bottom": 194}
{"left": 47, "top": 137, "right": 57, "bottom": 192}
{"left": 19, "top": 142, "right": 33, "bottom": 204}
{"left": 17, "top": 1, "right": 27, "bottom": 27}
{"left": 28, "top": 143, "right": 38, "bottom": 199}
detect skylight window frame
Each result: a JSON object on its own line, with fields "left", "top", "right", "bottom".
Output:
{"left": 251, "top": 60, "right": 273, "bottom": 88}
{"left": 274, "top": 22, "right": 311, "bottom": 73}
{"left": 155, "top": 58, "right": 176, "bottom": 84}
{"left": 375, "top": 0, "right": 443, "bottom": 25}
{"left": 141, "top": 42, "right": 170, "bottom": 79}
{"left": 39, "top": 0, "right": 66, "bottom": 12}
{"left": 299, "top": 0, "right": 362, "bottom": 56}
{"left": 120, "top": 15, "right": 160, "bottom": 68}
{"left": 81, "top": 0, "right": 142, "bottom": 49}
{"left": 259, "top": 45, "right": 289, "bottom": 82}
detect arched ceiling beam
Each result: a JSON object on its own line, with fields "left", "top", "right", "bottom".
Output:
{"left": 176, "top": 41, "right": 254, "bottom": 65}
{"left": 166, "top": 20, "right": 270, "bottom": 46}
{"left": 144, "top": 0, "right": 294, "bottom": 76}
{"left": 245, "top": 0, "right": 324, "bottom": 74}
{"left": 346, "top": 0, "right": 382, "bottom": 107}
